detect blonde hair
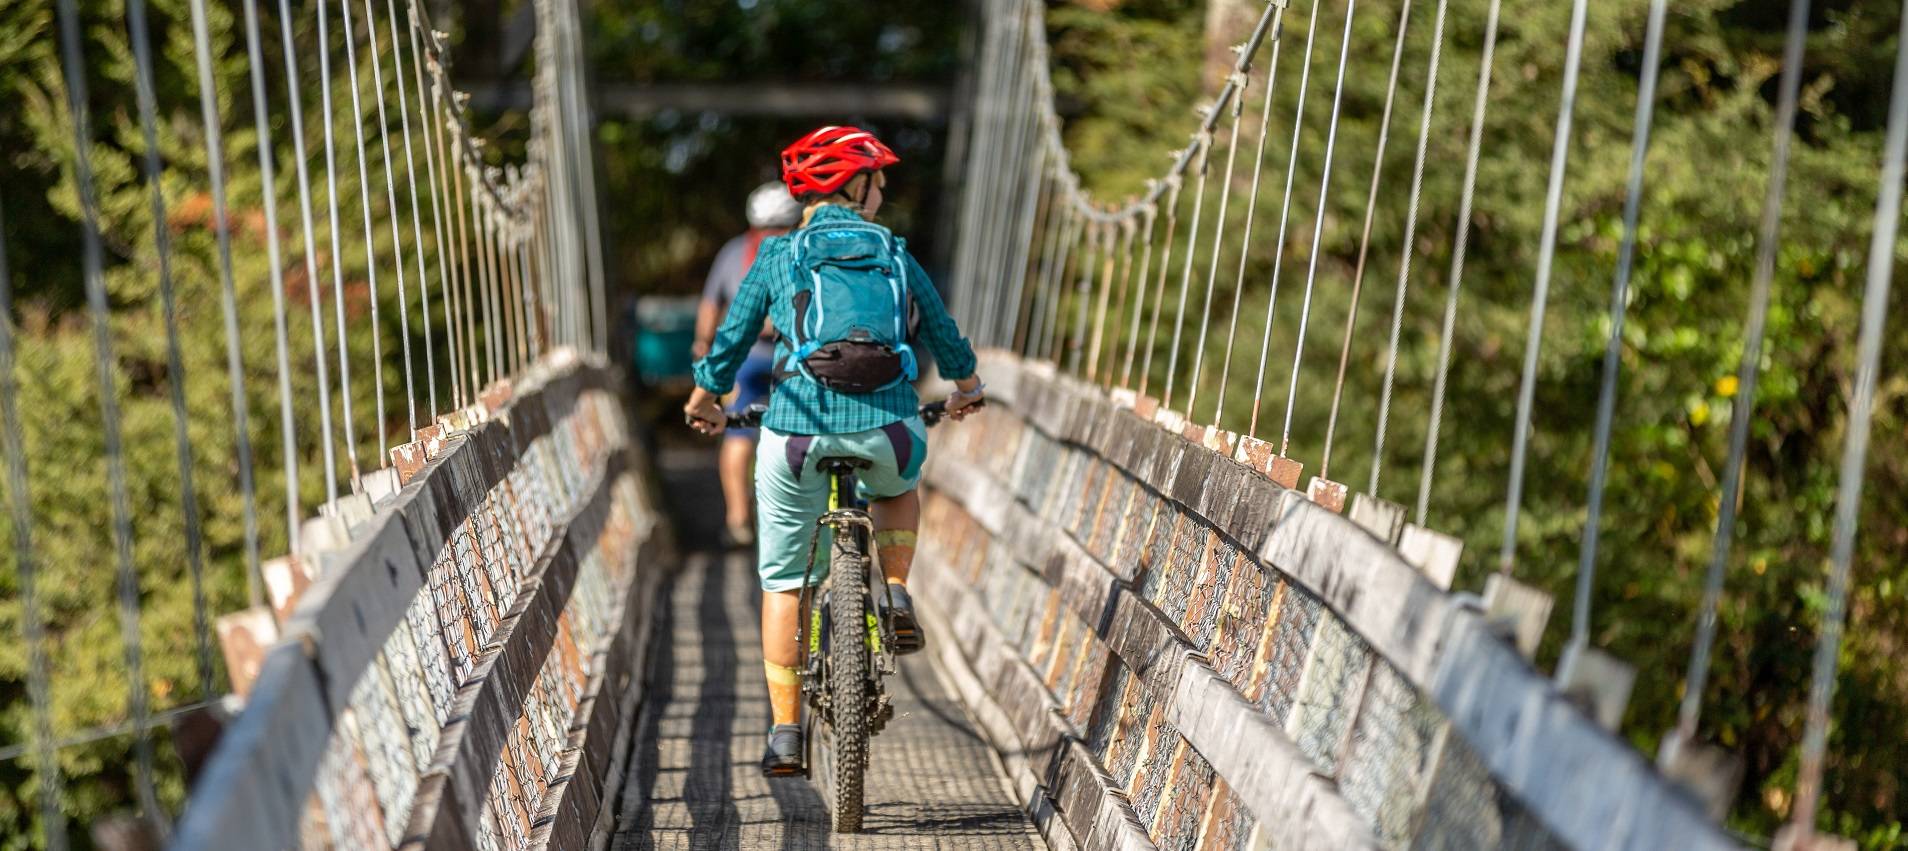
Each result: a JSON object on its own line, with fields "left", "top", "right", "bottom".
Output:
{"left": 799, "top": 172, "right": 879, "bottom": 226}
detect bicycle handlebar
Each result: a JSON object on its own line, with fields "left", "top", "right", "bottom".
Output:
{"left": 717, "top": 398, "right": 985, "bottom": 431}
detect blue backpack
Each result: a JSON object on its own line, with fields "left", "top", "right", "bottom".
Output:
{"left": 786, "top": 219, "right": 918, "bottom": 394}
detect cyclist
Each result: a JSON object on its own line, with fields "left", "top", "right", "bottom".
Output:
{"left": 684, "top": 126, "right": 984, "bottom": 776}
{"left": 693, "top": 181, "right": 805, "bottom": 548}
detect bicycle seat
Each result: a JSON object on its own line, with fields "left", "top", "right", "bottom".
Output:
{"left": 816, "top": 456, "right": 874, "bottom": 476}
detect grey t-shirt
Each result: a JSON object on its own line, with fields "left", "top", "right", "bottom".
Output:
{"left": 702, "top": 232, "right": 777, "bottom": 360}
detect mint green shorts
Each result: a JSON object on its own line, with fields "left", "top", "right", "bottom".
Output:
{"left": 753, "top": 418, "right": 929, "bottom": 592}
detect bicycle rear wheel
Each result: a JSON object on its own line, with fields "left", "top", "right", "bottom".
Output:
{"left": 824, "top": 531, "right": 871, "bottom": 832}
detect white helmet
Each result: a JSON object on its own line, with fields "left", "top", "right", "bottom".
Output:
{"left": 746, "top": 181, "right": 803, "bottom": 229}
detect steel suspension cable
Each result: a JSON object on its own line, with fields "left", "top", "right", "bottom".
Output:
{"left": 387, "top": 0, "right": 436, "bottom": 420}
{"left": 478, "top": 173, "right": 504, "bottom": 383}
{"left": 1057, "top": 214, "right": 1098, "bottom": 367}
{"left": 1162, "top": 131, "right": 1214, "bottom": 412}
{"left": 1215, "top": 4, "right": 1290, "bottom": 426}
{"left": 1320, "top": 0, "right": 1411, "bottom": 481}
{"left": 1087, "top": 220, "right": 1122, "bottom": 379}
{"left": 53, "top": 0, "right": 163, "bottom": 828}
{"left": 1019, "top": 171, "right": 1065, "bottom": 354}
{"left": 340, "top": 0, "right": 392, "bottom": 459}
{"left": 507, "top": 197, "right": 531, "bottom": 371}
{"left": 187, "top": 0, "right": 262, "bottom": 609}
{"left": 1138, "top": 176, "right": 1185, "bottom": 398}
{"left": 1053, "top": 209, "right": 1099, "bottom": 366}
{"left": 1096, "top": 216, "right": 1139, "bottom": 385}
{"left": 247, "top": 0, "right": 306, "bottom": 551}
{"left": 1573, "top": 0, "right": 1668, "bottom": 650}
{"left": 1370, "top": 0, "right": 1449, "bottom": 497}
{"left": 0, "top": 196, "right": 65, "bottom": 851}
{"left": 1037, "top": 206, "right": 1081, "bottom": 362}
{"left": 1188, "top": 84, "right": 1251, "bottom": 421}
{"left": 1415, "top": 0, "right": 1501, "bottom": 525}
{"left": 415, "top": 14, "right": 464, "bottom": 410}
{"left": 1791, "top": 0, "right": 1908, "bottom": 830}
{"left": 316, "top": 0, "right": 363, "bottom": 485}
{"left": 562, "top": 6, "right": 609, "bottom": 353}
{"left": 433, "top": 74, "right": 473, "bottom": 408}
{"left": 1674, "top": 0, "right": 1811, "bottom": 748}
{"left": 1068, "top": 220, "right": 1107, "bottom": 372}
{"left": 449, "top": 122, "right": 482, "bottom": 395}
{"left": 279, "top": 0, "right": 342, "bottom": 509}
{"left": 127, "top": 0, "right": 214, "bottom": 701}
{"left": 1248, "top": 0, "right": 1324, "bottom": 437}
{"left": 359, "top": 0, "right": 418, "bottom": 435}
{"left": 1010, "top": 165, "right": 1047, "bottom": 353}
{"left": 519, "top": 224, "right": 543, "bottom": 356}
{"left": 998, "top": 144, "right": 1052, "bottom": 350}
{"left": 1499, "top": 0, "right": 1591, "bottom": 574}
{"left": 504, "top": 197, "right": 523, "bottom": 374}
{"left": 993, "top": 21, "right": 1046, "bottom": 349}
{"left": 966, "top": 0, "right": 1023, "bottom": 337}
{"left": 1118, "top": 201, "right": 1160, "bottom": 388}
{"left": 1279, "top": 0, "right": 1359, "bottom": 457}
{"left": 475, "top": 157, "right": 501, "bottom": 381}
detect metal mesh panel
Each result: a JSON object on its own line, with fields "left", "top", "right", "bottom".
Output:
{"left": 1028, "top": 586, "right": 1064, "bottom": 663}
{"left": 1130, "top": 713, "right": 1180, "bottom": 830}
{"left": 1184, "top": 537, "right": 1239, "bottom": 651}
{"left": 1045, "top": 447, "right": 1081, "bottom": 520}
{"left": 1108, "top": 672, "right": 1158, "bottom": 788}
{"left": 1153, "top": 742, "right": 1215, "bottom": 851}
{"left": 1066, "top": 634, "right": 1110, "bottom": 729}
{"left": 1413, "top": 729, "right": 1504, "bottom": 851}
{"left": 1139, "top": 507, "right": 1180, "bottom": 596}
{"left": 1014, "top": 432, "right": 1054, "bottom": 505}
{"left": 1084, "top": 652, "right": 1129, "bottom": 756}
{"left": 353, "top": 667, "right": 416, "bottom": 848}
{"left": 312, "top": 719, "right": 387, "bottom": 850}
{"left": 1340, "top": 663, "right": 1444, "bottom": 846}
{"left": 1043, "top": 608, "right": 1078, "bottom": 690}
{"left": 1289, "top": 615, "right": 1373, "bottom": 775}
{"left": 1210, "top": 562, "right": 1274, "bottom": 694}
{"left": 981, "top": 553, "right": 1022, "bottom": 635}
{"left": 1148, "top": 515, "right": 1204, "bottom": 623}
{"left": 1004, "top": 562, "right": 1045, "bottom": 647}
{"left": 1116, "top": 488, "right": 1161, "bottom": 570}
{"left": 1072, "top": 457, "right": 1106, "bottom": 536}
{"left": 1201, "top": 779, "right": 1256, "bottom": 851}
{"left": 384, "top": 617, "right": 441, "bottom": 772}
{"left": 1090, "top": 473, "right": 1133, "bottom": 561}
{"left": 1260, "top": 583, "right": 1322, "bottom": 725}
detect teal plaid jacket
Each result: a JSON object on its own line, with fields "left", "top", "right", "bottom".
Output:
{"left": 692, "top": 205, "right": 978, "bottom": 436}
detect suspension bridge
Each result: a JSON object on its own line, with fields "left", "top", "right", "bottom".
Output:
{"left": 2, "top": 0, "right": 1901, "bottom": 848}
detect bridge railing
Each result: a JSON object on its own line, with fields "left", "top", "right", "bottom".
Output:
{"left": 917, "top": 352, "right": 1734, "bottom": 850}
{"left": 175, "top": 352, "right": 663, "bottom": 850}
{"left": 943, "top": 0, "right": 1905, "bottom": 846}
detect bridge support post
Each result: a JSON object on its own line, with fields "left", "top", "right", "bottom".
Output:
{"left": 1555, "top": 642, "right": 1636, "bottom": 732}
{"left": 1481, "top": 573, "right": 1553, "bottom": 660}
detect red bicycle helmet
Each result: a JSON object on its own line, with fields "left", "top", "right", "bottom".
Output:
{"left": 781, "top": 126, "right": 901, "bottom": 199}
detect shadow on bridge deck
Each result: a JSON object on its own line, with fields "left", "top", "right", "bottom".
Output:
{"left": 610, "top": 447, "right": 1044, "bottom": 850}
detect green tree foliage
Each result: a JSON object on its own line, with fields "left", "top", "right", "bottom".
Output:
{"left": 585, "top": 0, "right": 967, "bottom": 305}
{"left": 1050, "top": 0, "right": 1906, "bottom": 844}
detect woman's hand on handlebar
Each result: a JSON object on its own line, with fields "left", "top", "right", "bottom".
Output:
{"left": 683, "top": 387, "right": 727, "bottom": 435}
{"left": 945, "top": 376, "right": 986, "bottom": 421}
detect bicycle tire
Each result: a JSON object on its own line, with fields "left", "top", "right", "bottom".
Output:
{"left": 825, "top": 531, "right": 871, "bottom": 833}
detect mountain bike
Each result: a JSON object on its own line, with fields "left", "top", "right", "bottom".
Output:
{"left": 727, "top": 399, "right": 978, "bottom": 832}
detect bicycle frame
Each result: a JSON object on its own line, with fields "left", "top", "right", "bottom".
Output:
{"left": 793, "top": 467, "right": 899, "bottom": 715}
